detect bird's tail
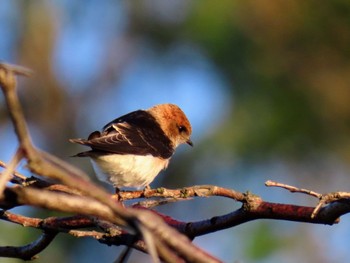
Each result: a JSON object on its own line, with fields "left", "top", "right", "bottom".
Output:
{"left": 70, "top": 152, "right": 91, "bottom": 157}
{"left": 69, "top": 138, "right": 92, "bottom": 157}
{"left": 69, "top": 138, "right": 88, "bottom": 145}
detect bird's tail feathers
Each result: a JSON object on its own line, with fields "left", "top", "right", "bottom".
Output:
{"left": 69, "top": 131, "right": 101, "bottom": 145}
{"left": 69, "top": 138, "right": 88, "bottom": 145}
{"left": 70, "top": 151, "right": 91, "bottom": 157}
{"left": 70, "top": 138, "right": 91, "bottom": 157}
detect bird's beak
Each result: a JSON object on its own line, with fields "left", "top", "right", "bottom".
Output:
{"left": 186, "top": 139, "right": 193, "bottom": 147}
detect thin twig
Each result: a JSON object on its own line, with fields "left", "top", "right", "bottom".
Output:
{"left": 0, "top": 63, "right": 33, "bottom": 77}
{"left": 0, "top": 150, "right": 23, "bottom": 198}
{"left": 310, "top": 192, "right": 350, "bottom": 218}
{"left": 265, "top": 180, "right": 322, "bottom": 199}
{"left": 265, "top": 180, "right": 323, "bottom": 218}
{"left": 0, "top": 63, "right": 36, "bottom": 154}
{"left": 4, "top": 62, "right": 350, "bottom": 262}
{"left": 138, "top": 222, "right": 160, "bottom": 263}
{"left": 0, "top": 160, "right": 27, "bottom": 181}
{"left": 1, "top": 62, "right": 224, "bottom": 262}
{"left": 265, "top": 180, "right": 350, "bottom": 219}
{"left": 115, "top": 245, "right": 134, "bottom": 263}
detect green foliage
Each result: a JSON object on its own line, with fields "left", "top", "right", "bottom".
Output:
{"left": 243, "top": 222, "right": 284, "bottom": 260}
{"left": 185, "top": 0, "right": 350, "bottom": 160}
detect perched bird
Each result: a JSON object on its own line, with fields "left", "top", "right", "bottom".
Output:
{"left": 70, "top": 104, "right": 193, "bottom": 189}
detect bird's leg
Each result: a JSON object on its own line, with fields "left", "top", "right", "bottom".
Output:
{"left": 112, "top": 187, "right": 123, "bottom": 202}
{"left": 142, "top": 185, "right": 151, "bottom": 197}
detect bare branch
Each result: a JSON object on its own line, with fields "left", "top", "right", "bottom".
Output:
{"left": 0, "top": 150, "right": 23, "bottom": 197}
{"left": 3, "top": 62, "right": 350, "bottom": 262}
{"left": 311, "top": 192, "right": 350, "bottom": 218}
{"left": 138, "top": 223, "right": 160, "bottom": 263}
{"left": 0, "top": 185, "right": 222, "bottom": 262}
{"left": 1, "top": 181, "right": 350, "bottom": 262}
{"left": 0, "top": 63, "right": 36, "bottom": 155}
{"left": 118, "top": 185, "right": 245, "bottom": 202}
{"left": 0, "top": 210, "right": 95, "bottom": 231}
{"left": 0, "top": 63, "right": 33, "bottom": 77}
{"left": 0, "top": 160, "right": 27, "bottom": 182}
{"left": 265, "top": 180, "right": 350, "bottom": 218}
{"left": 265, "top": 180, "right": 322, "bottom": 198}
{"left": 0, "top": 231, "right": 57, "bottom": 260}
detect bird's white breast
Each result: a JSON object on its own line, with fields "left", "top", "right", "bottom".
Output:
{"left": 90, "top": 154, "right": 169, "bottom": 188}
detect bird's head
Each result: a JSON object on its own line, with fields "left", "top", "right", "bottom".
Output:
{"left": 148, "top": 104, "right": 193, "bottom": 148}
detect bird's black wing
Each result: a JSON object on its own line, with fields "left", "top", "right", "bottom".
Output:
{"left": 73, "top": 110, "right": 174, "bottom": 159}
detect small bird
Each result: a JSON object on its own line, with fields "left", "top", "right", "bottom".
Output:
{"left": 70, "top": 104, "right": 193, "bottom": 189}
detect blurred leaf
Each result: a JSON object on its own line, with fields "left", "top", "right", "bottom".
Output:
{"left": 244, "top": 222, "right": 283, "bottom": 260}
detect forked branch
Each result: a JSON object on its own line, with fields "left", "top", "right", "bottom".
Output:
{"left": 2, "top": 63, "right": 350, "bottom": 262}
{"left": 0, "top": 62, "right": 221, "bottom": 263}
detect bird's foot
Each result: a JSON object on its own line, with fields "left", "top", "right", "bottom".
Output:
{"left": 111, "top": 187, "right": 123, "bottom": 202}
{"left": 142, "top": 185, "right": 152, "bottom": 197}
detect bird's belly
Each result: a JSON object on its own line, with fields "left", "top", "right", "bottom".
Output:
{"left": 90, "top": 154, "right": 169, "bottom": 188}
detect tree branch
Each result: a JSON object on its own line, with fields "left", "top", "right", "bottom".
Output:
{"left": 2, "top": 62, "right": 350, "bottom": 262}
{"left": 0, "top": 62, "right": 223, "bottom": 262}
{"left": 0, "top": 231, "right": 57, "bottom": 260}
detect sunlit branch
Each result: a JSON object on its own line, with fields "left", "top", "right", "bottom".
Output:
{"left": 3, "top": 62, "right": 350, "bottom": 262}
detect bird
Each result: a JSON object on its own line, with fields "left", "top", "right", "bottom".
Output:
{"left": 69, "top": 103, "right": 193, "bottom": 190}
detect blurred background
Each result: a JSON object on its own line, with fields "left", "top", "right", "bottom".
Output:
{"left": 1, "top": 1, "right": 350, "bottom": 262}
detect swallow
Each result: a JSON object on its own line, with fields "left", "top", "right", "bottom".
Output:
{"left": 70, "top": 104, "right": 193, "bottom": 189}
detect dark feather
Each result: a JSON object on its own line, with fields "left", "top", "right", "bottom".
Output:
{"left": 70, "top": 110, "right": 174, "bottom": 159}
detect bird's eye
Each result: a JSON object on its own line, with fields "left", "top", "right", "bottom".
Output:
{"left": 178, "top": 125, "right": 187, "bottom": 133}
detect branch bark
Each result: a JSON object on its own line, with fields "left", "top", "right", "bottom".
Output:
{"left": 1, "top": 62, "right": 350, "bottom": 262}
{"left": 0, "top": 62, "right": 222, "bottom": 262}
{"left": 0, "top": 231, "right": 57, "bottom": 260}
